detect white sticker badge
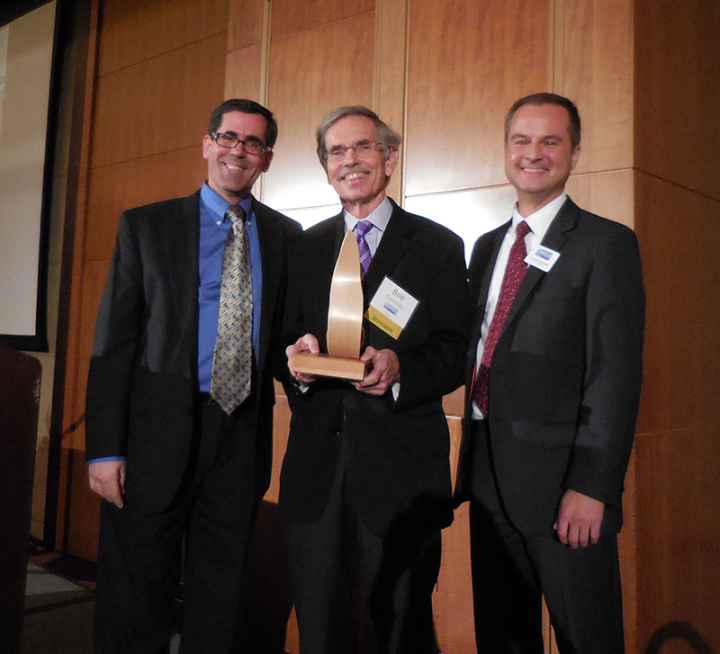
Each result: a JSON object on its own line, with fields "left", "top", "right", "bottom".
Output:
{"left": 525, "top": 245, "right": 560, "bottom": 272}
{"left": 367, "top": 277, "right": 419, "bottom": 339}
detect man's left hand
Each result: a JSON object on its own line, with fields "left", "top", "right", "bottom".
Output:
{"left": 553, "top": 489, "right": 605, "bottom": 548}
{"left": 353, "top": 346, "right": 400, "bottom": 396}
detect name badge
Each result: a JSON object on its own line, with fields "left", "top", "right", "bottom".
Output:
{"left": 525, "top": 245, "right": 560, "bottom": 272}
{"left": 367, "top": 277, "right": 419, "bottom": 339}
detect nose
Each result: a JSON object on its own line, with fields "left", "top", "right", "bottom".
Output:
{"left": 527, "top": 141, "right": 543, "bottom": 160}
{"left": 342, "top": 145, "right": 359, "bottom": 164}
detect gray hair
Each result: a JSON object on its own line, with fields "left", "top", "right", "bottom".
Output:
{"left": 316, "top": 105, "right": 401, "bottom": 168}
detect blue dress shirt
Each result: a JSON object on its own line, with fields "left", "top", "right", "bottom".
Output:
{"left": 197, "top": 183, "right": 263, "bottom": 392}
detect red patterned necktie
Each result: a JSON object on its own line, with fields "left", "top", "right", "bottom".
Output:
{"left": 472, "top": 220, "right": 531, "bottom": 415}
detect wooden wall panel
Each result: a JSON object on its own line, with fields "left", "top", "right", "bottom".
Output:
{"left": 633, "top": 172, "right": 720, "bottom": 650}
{"left": 264, "top": 10, "right": 375, "bottom": 210}
{"left": 435, "top": 502, "right": 475, "bottom": 652}
{"left": 228, "top": 0, "right": 265, "bottom": 50}
{"left": 225, "top": 45, "right": 263, "bottom": 101}
{"left": 373, "top": 0, "right": 408, "bottom": 203}
{"left": 91, "top": 33, "right": 226, "bottom": 168}
{"left": 98, "top": 0, "right": 228, "bottom": 75}
{"left": 405, "top": 0, "right": 551, "bottom": 197}
{"left": 635, "top": 428, "right": 720, "bottom": 652}
{"left": 635, "top": 173, "right": 720, "bottom": 437}
{"left": 271, "top": 0, "right": 374, "bottom": 40}
{"left": 565, "top": 170, "right": 634, "bottom": 228}
{"left": 85, "top": 147, "right": 206, "bottom": 262}
{"left": 553, "top": 0, "right": 633, "bottom": 173}
{"left": 635, "top": 0, "right": 720, "bottom": 201}
{"left": 77, "top": 261, "right": 111, "bottom": 364}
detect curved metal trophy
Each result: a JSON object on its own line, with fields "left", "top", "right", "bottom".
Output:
{"left": 290, "top": 230, "right": 367, "bottom": 381}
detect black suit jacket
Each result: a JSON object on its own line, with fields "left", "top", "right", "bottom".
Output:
{"left": 457, "top": 197, "right": 644, "bottom": 536}
{"left": 280, "top": 200, "right": 469, "bottom": 536}
{"left": 85, "top": 191, "right": 301, "bottom": 512}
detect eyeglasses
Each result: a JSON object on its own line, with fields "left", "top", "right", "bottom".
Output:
{"left": 210, "top": 131, "right": 269, "bottom": 155}
{"left": 325, "top": 139, "right": 388, "bottom": 162}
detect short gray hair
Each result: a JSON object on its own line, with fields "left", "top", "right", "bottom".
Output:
{"left": 316, "top": 105, "right": 401, "bottom": 168}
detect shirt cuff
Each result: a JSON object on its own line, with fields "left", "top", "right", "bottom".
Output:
{"left": 88, "top": 456, "right": 126, "bottom": 463}
{"left": 391, "top": 382, "right": 400, "bottom": 402}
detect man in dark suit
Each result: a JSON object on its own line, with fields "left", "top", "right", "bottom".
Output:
{"left": 456, "top": 93, "right": 644, "bottom": 653}
{"left": 282, "top": 106, "right": 468, "bottom": 653}
{"left": 85, "top": 98, "right": 301, "bottom": 654}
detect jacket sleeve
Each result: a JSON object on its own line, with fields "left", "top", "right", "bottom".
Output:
{"left": 564, "top": 226, "right": 645, "bottom": 506}
{"left": 394, "top": 231, "right": 470, "bottom": 410}
{"left": 85, "top": 212, "right": 145, "bottom": 460}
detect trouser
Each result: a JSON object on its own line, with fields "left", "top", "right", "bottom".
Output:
{"left": 286, "top": 436, "right": 441, "bottom": 654}
{"left": 468, "top": 420, "right": 624, "bottom": 654}
{"left": 95, "top": 396, "right": 259, "bottom": 654}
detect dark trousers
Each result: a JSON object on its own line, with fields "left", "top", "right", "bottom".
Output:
{"left": 468, "top": 420, "right": 624, "bottom": 654}
{"left": 95, "top": 397, "right": 259, "bottom": 654}
{"left": 287, "top": 437, "right": 441, "bottom": 654}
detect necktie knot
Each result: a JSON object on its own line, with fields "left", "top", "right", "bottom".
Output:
{"left": 226, "top": 205, "right": 246, "bottom": 228}
{"left": 354, "top": 220, "right": 374, "bottom": 237}
{"left": 515, "top": 220, "right": 530, "bottom": 240}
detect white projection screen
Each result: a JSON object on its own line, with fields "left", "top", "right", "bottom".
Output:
{"left": 0, "top": 1, "right": 57, "bottom": 350}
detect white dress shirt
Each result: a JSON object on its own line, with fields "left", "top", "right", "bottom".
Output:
{"left": 472, "top": 193, "right": 568, "bottom": 419}
{"left": 343, "top": 196, "right": 393, "bottom": 255}
{"left": 343, "top": 196, "right": 400, "bottom": 399}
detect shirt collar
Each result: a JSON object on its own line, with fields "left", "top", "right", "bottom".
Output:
{"left": 200, "top": 182, "right": 254, "bottom": 223}
{"left": 343, "top": 196, "right": 393, "bottom": 234}
{"left": 511, "top": 192, "right": 567, "bottom": 242}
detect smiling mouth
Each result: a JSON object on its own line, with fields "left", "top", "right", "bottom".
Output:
{"left": 340, "top": 171, "right": 368, "bottom": 182}
{"left": 223, "top": 161, "right": 247, "bottom": 172}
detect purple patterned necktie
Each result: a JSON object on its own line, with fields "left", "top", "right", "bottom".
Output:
{"left": 354, "top": 220, "right": 374, "bottom": 277}
{"left": 472, "top": 220, "right": 531, "bottom": 415}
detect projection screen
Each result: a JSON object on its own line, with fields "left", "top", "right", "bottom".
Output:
{"left": 0, "top": 1, "right": 57, "bottom": 351}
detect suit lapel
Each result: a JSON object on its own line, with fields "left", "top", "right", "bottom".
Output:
{"left": 171, "top": 192, "right": 200, "bottom": 380}
{"left": 503, "top": 197, "right": 579, "bottom": 330}
{"left": 253, "top": 200, "right": 279, "bottom": 367}
{"left": 361, "top": 200, "right": 413, "bottom": 306}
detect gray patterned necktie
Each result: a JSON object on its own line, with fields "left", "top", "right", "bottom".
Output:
{"left": 210, "top": 205, "right": 253, "bottom": 414}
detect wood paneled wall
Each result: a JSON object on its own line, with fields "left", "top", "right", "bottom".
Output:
{"left": 54, "top": 0, "right": 717, "bottom": 652}
{"left": 633, "top": 1, "right": 720, "bottom": 651}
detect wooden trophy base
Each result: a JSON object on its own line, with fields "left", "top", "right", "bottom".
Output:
{"left": 291, "top": 352, "right": 367, "bottom": 381}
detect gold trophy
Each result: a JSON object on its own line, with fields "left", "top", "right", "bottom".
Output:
{"left": 290, "top": 230, "right": 367, "bottom": 381}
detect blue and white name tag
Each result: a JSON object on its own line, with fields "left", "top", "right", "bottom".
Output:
{"left": 525, "top": 245, "right": 560, "bottom": 272}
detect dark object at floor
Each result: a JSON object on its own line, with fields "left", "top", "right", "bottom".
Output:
{"left": 0, "top": 345, "right": 41, "bottom": 654}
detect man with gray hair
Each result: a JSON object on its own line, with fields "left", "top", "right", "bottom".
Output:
{"left": 281, "top": 106, "right": 468, "bottom": 653}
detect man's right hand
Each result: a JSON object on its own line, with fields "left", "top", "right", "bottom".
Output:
{"left": 88, "top": 460, "right": 126, "bottom": 509}
{"left": 286, "top": 333, "right": 320, "bottom": 384}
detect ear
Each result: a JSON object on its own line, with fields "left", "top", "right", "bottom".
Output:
{"left": 202, "top": 134, "right": 212, "bottom": 160}
{"left": 570, "top": 144, "right": 581, "bottom": 171}
{"left": 384, "top": 147, "right": 399, "bottom": 178}
{"left": 261, "top": 150, "right": 273, "bottom": 173}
